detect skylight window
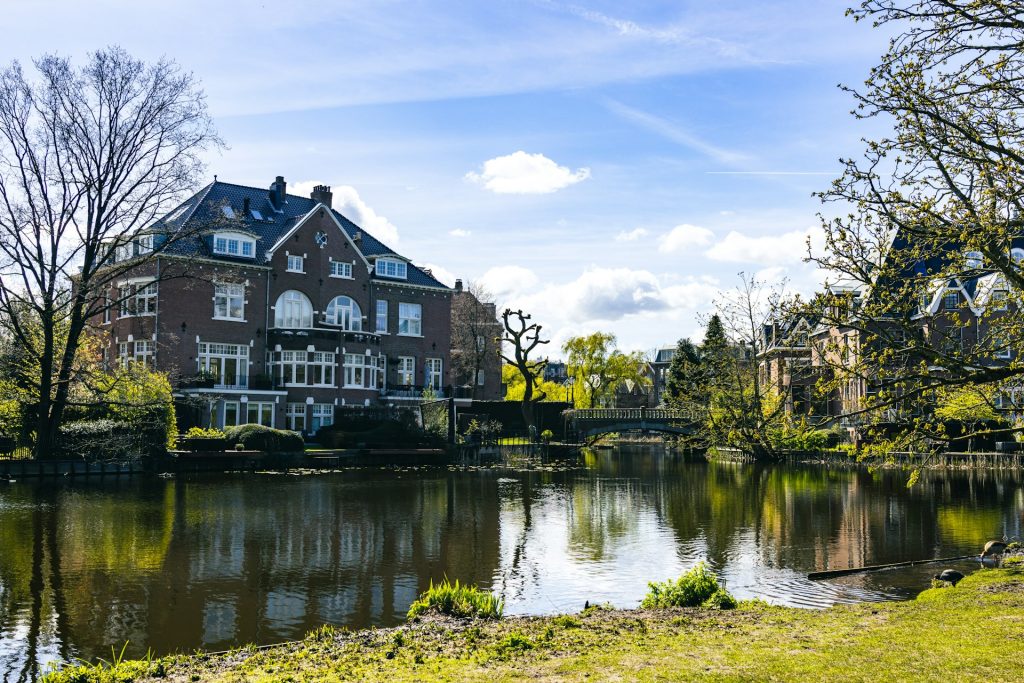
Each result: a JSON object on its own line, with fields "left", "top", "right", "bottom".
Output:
{"left": 221, "top": 205, "right": 235, "bottom": 219}
{"left": 250, "top": 209, "right": 264, "bottom": 221}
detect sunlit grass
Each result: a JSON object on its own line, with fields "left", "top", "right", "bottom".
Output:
{"left": 406, "top": 578, "right": 504, "bottom": 620}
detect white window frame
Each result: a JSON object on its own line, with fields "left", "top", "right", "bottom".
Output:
{"left": 287, "top": 253, "right": 305, "bottom": 273}
{"left": 136, "top": 234, "right": 154, "bottom": 256}
{"left": 212, "top": 232, "right": 255, "bottom": 258}
{"left": 398, "top": 303, "right": 422, "bottom": 336}
{"left": 376, "top": 300, "right": 388, "bottom": 333}
{"left": 343, "top": 353, "right": 377, "bottom": 389}
{"left": 943, "top": 290, "right": 960, "bottom": 310}
{"left": 133, "top": 340, "right": 154, "bottom": 366}
{"left": 375, "top": 258, "right": 407, "bottom": 279}
{"left": 246, "top": 401, "right": 274, "bottom": 427}
{"left": 329, "top": 260, "right": 353, "bottom": 279}
{"left": 271, "top": 349, "right": 308, "bottom": 386}
{"left": 324, "top": 296, "right": 362, "bottom": 330}
{"left": 397, "top": 356, "right": 415, "bottom": 387}
{"left": 197, "top": 342, "right": 249, "bottom": 389}
{"left": 214, "top": 283, "right": 246, "bottom": 321}
{"left": 117, "top": 341, "right": 130, "bottom": 367}
{"left": 274, "top": 290, "right": 313, "bottom": 328}
{"left": 311, "top": 403, "right": 334, "bottom": 432}
{"left": 426, "top": 357, "right": 443, "bottom": 391}
{"left": 285, "top": 403, "right": 306, "bottom": 432}
{"left": 310, "top": 351, "right": 336, "bottom": 387}
{"left": 993, "top": 289, "right": 1009, "bottom": 312}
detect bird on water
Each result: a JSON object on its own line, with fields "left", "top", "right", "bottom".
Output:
{"left": 934, "top": 569, "right": 965, "bottom": 586}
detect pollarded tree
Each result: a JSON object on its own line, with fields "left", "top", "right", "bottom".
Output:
{"left": 808, "top": 2, "right": 1024, "bottom": 452}
{"left": 0, "top": 47, "right": 221, "bottom": 457}
{"left": 562, "top": 332, "right": 649, "bottom": 409}
{"left": 500, "top": 309, "right": 549, "bottom": 430}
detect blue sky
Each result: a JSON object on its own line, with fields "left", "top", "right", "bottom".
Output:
{"left": 3, "top": 1, "right": 893, "bottom": 355}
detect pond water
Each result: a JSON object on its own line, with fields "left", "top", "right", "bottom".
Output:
{"left": 2, "top": 445, "right": 1023, "bottom": 680}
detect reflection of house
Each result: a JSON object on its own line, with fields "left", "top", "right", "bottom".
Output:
{"left": 94, "top": 176, "right": 453, "bottom": 434}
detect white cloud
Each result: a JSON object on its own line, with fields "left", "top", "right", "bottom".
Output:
{"left": 705, "top": 226, "right": 822, "bottom": 265}
{"left": 449, "top": 228, "right": 472, "bottom": 238}
{"left": 420, "top": 262, "right": 457, "bottom": 288}
{"left": 466, "top": 151, "right": 591, "bottom": 194}
{"left": 658, "top": 224, "right": 715, "bottom": 253}
{"left": 479, "top": 265, "right": 540, "bottom": 300}
{"left": 291, "top": 180, "right": 400, "bottom": 247}
{"left": 615, "top": 228, "right": 649, "bottom": 242}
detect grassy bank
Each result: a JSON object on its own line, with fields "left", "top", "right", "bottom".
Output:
{"left": 46, "top": 568, "right": 1024, "bottom": 682}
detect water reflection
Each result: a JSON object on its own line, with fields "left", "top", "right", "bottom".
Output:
{"left": 1, "top": 446, "right": 1022, "bottom": 679}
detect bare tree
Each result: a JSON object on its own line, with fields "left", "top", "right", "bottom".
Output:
{"left": 0, "top": 47, "right": 220, "bottom": 457}
{"left": 450, "top": 281, "right": 500, "bottom": 399}
{"left": 500, "top": 308, "right": 549, "bottom": 431}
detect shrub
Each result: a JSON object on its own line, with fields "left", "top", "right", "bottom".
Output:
{"left": 58, "top": 419, "right": 160, "bottom": 460}
{"left": 185, "top": 427, "right": 224, "bottom": 438}
{"left": 406, "top": 579, "right": 503, "bottom": 620}
{"left": 223, "top": 424, "right": 304, "bottom": 452}
{"left": 641, "top": 562, "right": 736, "bottom": 610}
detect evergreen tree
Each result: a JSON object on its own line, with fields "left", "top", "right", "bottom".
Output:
{"left": 662, "top": 338, "right": 704, "bottom": 409}
{"left": 700, "top": 314, "right": 730, "bottom": 388}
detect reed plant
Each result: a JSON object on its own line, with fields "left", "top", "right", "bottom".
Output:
{"left": 407, "top": 578, "right": 503, "bottom": 620}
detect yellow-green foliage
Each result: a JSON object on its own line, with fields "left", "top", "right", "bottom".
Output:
{"left": 184, "top": 426, "right": 224, "bottom": 438}
{"left": 406, "top": 578, "right": 503, "bottom": 620}
{"left": 641, "top": 562, "right": 737, "bottom": 609}
{"left": 502, "top": 364, "right": 569, "bottom": 402}
{"left": 95, "top": 364, "right": 176, "bottom": 448}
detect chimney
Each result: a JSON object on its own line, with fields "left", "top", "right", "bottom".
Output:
{"left": 310, "top": 184, "right": 333, "bottom": 208}
{"left": 269, "top": 176, "right": 287, "bottom": 210}
{"left": 243, "top": 197, "right": 250, "bottom": 215}
{"left": 454, "top": 279, "right": 463, "bottom": 292}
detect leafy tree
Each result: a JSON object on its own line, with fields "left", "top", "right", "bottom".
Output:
{"left": 809, "top": 2, "right": 1024, "bottom": 450}
{"left": 501, "top": 364, "right": 568, "bottom": 403}
{"left": 0, "top": 47, "right": 220, "bottom": 457}
{"left": 562, "top": 332, "right": 649, "bottom": 408}
{"left": 500, "top": 309, "right": 549, "bottom": 430}
{"left": 663, "top": 338, "right": 705, "bottom": 409}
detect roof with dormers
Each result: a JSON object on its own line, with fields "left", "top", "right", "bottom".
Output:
{"left": 152, "top": 180, "right": 449, "bottom": 290}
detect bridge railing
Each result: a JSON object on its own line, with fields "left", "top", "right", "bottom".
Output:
{"left": 570, "top": 408, "right": 702, "bottom": 422}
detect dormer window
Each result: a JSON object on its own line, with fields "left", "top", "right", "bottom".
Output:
{"left": 375, "top": 258, "right": 407, "bottom": 280}
{"left": 212, "top": 232, "right": 255, "bottom": 258}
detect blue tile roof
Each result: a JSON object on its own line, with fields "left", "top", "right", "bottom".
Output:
{"left": 154, "top": 180, "right": 449, "bottom": 290}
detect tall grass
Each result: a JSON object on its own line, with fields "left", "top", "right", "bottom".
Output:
{"left": 407, "top": 578, "right": 504, "bottom": 620}
{"left": 641, "top": 562, "right": 737, "bottom": 610}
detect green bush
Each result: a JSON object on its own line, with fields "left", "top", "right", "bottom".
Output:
{"left": 185, "top": 427, "right": 225, "bottom": 438}
{"left": 58, "top": 419, "right": 162, "bottom": 460}
{"left": 223, "top": 424, "right": 304, "bottom": 452}
{"left": 406, "top": 579, "right": 503, "bottom": 620}
{"left": 316, "top": 420, "right": 442, "bottom": 449}
{"left": 641, "top": 562, "right": 736, "bottom": 610}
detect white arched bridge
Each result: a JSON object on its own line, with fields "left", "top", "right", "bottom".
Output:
{"left": 567, "top": 407, "right": 702, "bottom": 442}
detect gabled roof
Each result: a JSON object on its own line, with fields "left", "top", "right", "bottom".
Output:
{"left": 153, "top": 180, "right": 449, "bottom": 290}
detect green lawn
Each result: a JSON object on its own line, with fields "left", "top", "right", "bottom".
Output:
{"left": 44, "top": 568, "right": 1024, "bottom": 682}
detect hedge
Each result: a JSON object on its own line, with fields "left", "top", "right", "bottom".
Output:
{"left": 223, "top": 424, "right": 304, "bottom": 452}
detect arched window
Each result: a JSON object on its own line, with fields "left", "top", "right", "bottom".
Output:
{"left": 965, "top": 251, "right": 984, "bottom": 269}
{"left": 324, "top": 296, "right": 362, "bottom": 330}
{"left": 1012, "top": 248, "right": 1024, "bottom": 263}
{"left": 274, "top": 290, "right": 313, "bottom": 328}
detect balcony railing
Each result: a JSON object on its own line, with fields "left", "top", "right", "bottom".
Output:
{"left": 380, "top": 384, "right": 446, "bottom": 399}
{"left": 268, "top": 327, "right": 381, "bottom": 345}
